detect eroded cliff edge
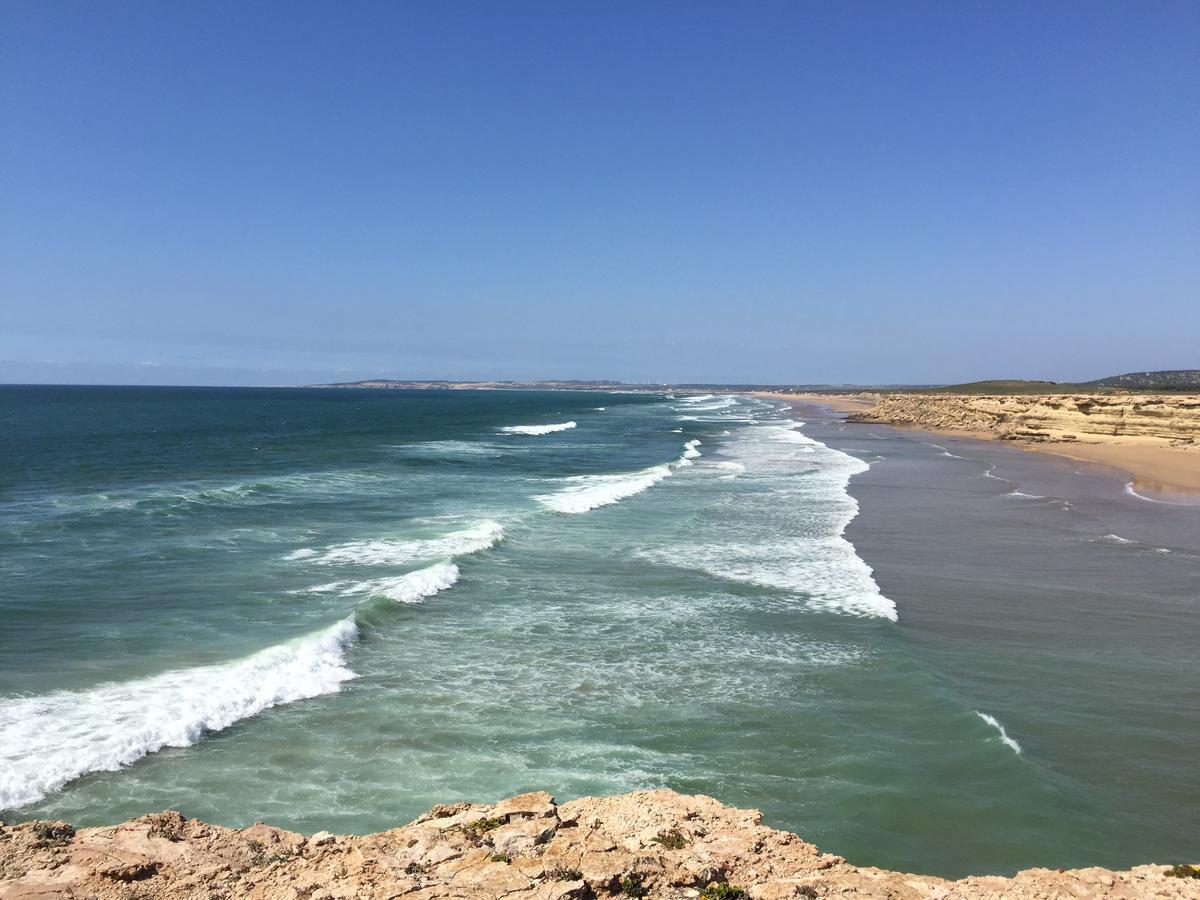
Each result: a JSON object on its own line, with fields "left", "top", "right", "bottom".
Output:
{"left": 2, "top": 790, "right": 1196, "bottom": 900}
{"left": 845, "top": 393, "right": 1200, "bottom": 447}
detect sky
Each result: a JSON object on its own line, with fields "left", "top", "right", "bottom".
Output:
{"left": 2, "top": 1, "right": 1197, "bottom": 386}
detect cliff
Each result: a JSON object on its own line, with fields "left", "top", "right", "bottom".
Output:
{"left": 847, "top": 394, "right": 1200, "bottom": 447}
{"left": 2, "top": 790, "right": 1196, "bottom": 900}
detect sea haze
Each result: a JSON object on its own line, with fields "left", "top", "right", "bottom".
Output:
{"left": 0, "top": 386, "right": 1196, "bottom": 877}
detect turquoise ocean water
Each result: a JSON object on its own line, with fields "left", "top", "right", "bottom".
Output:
{"left": 1, "top": 386, "right": 1196, "bottom": 876}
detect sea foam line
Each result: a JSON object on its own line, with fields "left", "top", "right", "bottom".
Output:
{"left": 498, "top": 421, "right": 577, "bottom": 435}
{"left": 0, "top": 618, "right": 358, "bottom": 810}
{"left": 298, "top": 562, "right": 460, "bottom": 603}
{"left": 976, "top": 711, "right": 1023, "bottom": 755}
{"left": 536, "top": 441, "right": 700, "bottom": 514}
{"left": 287, "top": 520, "right": 503, "bottom": 567}
{"left": 641, "top": 410, "right": 898, "bottom": 621}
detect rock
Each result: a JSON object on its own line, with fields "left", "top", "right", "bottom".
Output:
{"left": 491, "top": 791, "right": 557, "bottom": 821}
{"left": 1, "top": 790, "right": 1194, "bottom": 900}
{"left": 490, "top": 819, "right": 556, "bottom": 856}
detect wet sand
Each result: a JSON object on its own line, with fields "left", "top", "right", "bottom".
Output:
{"left": 776, "top": 398, "right": 1200, "bottom": 872}
{"left": 756, "top": 392, "right": 1200, "bottom": 497}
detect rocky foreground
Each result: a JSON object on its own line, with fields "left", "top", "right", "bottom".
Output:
{"left": 845, "top": 393, "right": 1200, "bottom": 447}
{"left": 2, "top": 790, "right": 1197, "bottom": 900}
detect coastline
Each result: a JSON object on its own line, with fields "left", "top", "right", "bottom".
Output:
{"left": 756, "top": 391, "right": 1200, "bottom": 497}
{"left": 3, "top": 790, "right": 1194, "bottom": 899}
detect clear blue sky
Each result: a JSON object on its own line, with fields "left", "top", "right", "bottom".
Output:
{"left": 2, "top": 1, "right": 1197, "bottom": 385}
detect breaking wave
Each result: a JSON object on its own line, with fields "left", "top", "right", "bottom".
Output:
{"left": 0, "top": 618, "right": 358, "bottom": 810}
{"left": 536, "top": 442, "right": 701, "bottom": 514}
{"left": 537, "top": 464, "right": 675, "bottom": 514}
{"left": 296, "top": 562, "right": 461, "bottom": 604}
{"left": 498, "top": 421, "right": 577, "bottom": 435}
{"left": 287, "top": 520, "right": 503, "bottom": 566}
{"left": 644, "top": 413, "right": 898, "bottom": 621}
{"left": 976, "top": 711, "right": 1023, "bottom": 755}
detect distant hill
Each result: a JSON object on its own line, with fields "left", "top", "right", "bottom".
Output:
{"left": 921, "top": 380, "right": 1067, "bottom": 395}
{"left": 923, "top": 371, "right": 1200, "bottom": 395}
{"left": 1084, "top": 370, "right": 1200, "bottom": 390}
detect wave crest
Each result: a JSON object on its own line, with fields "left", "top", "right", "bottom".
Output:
{"left": 288, "top": 520, "right": 503, "bottom": 567}
{"left": 0, "top": 618, "right": 358, "bottom": 810}
{"left": 498, "top": 422, "right": 577, "bottom": 435}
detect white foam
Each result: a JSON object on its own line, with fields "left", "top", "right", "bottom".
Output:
{"left": 393, "top": 440, "right": 510, "bottom": 458}
{"left": 976, "top": 711, "right": 1023, "bottom": 755}
{"left": 536, "top": 441, "right": 702, "bottom": 513}
{"left": 1096, "top": 533, "right": 1135, "bottom": 545}
{"left": 537, "top": 464, "right": 674, "bottom": 514}
{"left": 348, "top": 562, "right": 460, "bottom": 603}
{"left": 594, "top": 407, "right": 606, "bottom": 411}
{"left": 926, "top": 442, "right": 964, "bottom": 459}
{"left": 646, "top": 410, "right": 897, "bottom": 621}
{"left": 981, "top": 465, "right": 1011, "bottom": 483}
{"left": 1005, "top": 490, "right": 1046, "bottom": 500}
{"left": 284, "top": 548, "right": 318, "bottom": 560}
{"left": 300, "top": 520, "right": 503, "bottom": 566}
{"left": 711, "top": 461, "right": 746, "bottom": 479}
{"left": 1124, "top": 482, "right": 1194, "bottom": 506}
{"left": 0, "top": 618, "right": 358, "bottom": 810}
{"left": 498, "top": 421, "right": 577, "bottom": 435}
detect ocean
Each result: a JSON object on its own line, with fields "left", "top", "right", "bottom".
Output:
{"left": 1, "top": 386, "right": 1196, "bottom": 877}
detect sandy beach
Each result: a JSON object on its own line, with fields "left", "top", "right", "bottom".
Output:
{"left": 756, "top": 391, "right": 1200, "bottom": 496}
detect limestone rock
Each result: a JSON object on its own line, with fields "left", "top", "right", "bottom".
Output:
{"left": 1, "top": 791, "right": 1196, "bottom": 900}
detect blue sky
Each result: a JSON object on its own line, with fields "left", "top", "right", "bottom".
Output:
{"left": 2, "top": 1, "right": 1197, "bottom": 385}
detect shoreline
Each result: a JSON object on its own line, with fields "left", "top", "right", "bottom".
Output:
{"left": 756, "top": 391, "right": 1200, "bottom": 498}
{"left": 2, "top": 789, "right": 1194, "bottom": 899}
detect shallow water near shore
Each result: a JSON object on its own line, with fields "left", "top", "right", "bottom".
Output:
{"left": 1, "top": 387, "right": 1197, "bottom": 877}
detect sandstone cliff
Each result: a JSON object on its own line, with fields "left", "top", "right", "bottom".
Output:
{"left": 847, "top": 394, "right": 1200, "bottom": 447}
{"left": 2, "top": 790, "right": 1196, "bottom": 900}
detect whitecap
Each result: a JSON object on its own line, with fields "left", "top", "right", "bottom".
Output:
{"left": 536, "top": 441, "right": 702, "bottom": 513}
{"left": 976, "top": 711, "right": 1023, "bottom": 755}
{"left": 0, "top": 618, "right": 358, "bottom": 810}
{"left": 346, "top": 562, "right": 460, "bottom": 603}
{"left": 536, "top": 464, "right": 674, "bottom": 514}
{"left": 300, "top": 520, "right": 504, "bottom": 566}
{"left": 498, "top": 421, "right": 577, "bottom": 436}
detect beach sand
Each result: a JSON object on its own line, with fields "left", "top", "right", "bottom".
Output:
{"left": 757, "top": 391, "right": 1200, "bottom": 497}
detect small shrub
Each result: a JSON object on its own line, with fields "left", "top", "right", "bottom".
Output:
{"left": 620, "top": 873, "right": 648, "bottom": 898}
{"left": 796, "top": 886, "right": 819, "bottom": 898}
{"left": 31, "top": 821, "right": 75, "bottom": 847}
{"left": 404, "top": 861, "right": 429, "bottom": 876}
{"left": 700, "top": 885, "right": 749, "bottom": 900}
{"left": 246, "top": 839, "right": 295, "bottom": 868}
{"left": 549, "top": 865, "right": 582, "bottom": 881}
{"left": 462, "top": 817, "right": 504, "bottom": 840}
{"left": 1165, "top": 864, "right": 1200, "bottom": 879}
{"left": 652, "top": 828, "right": 689, "bottom": 850}
{"left": 490, "top": 853, "right": 511, "bottom": 864}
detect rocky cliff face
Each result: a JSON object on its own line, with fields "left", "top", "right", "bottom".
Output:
{"left": 849, "top": 394, "right": 1200, "bottom": 446}
{"left": 2, "top": 790, "right": 1195, "bottom": 900}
